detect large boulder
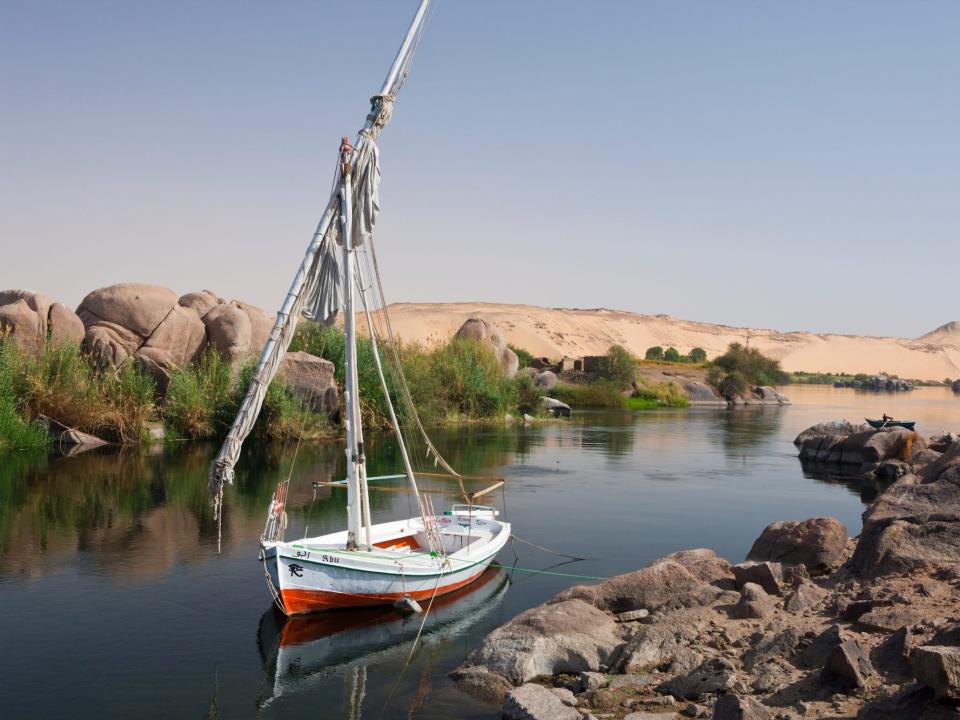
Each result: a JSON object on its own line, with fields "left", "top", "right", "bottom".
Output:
{"left": 553, "top": 549, "right": 731, "bottom": 614}
{"left": 140, "top": 305, "right": 206, "bottom": 368}
{"left": 713, "top": 694, "right": 773, "bottom": 720}
{"left": 48, "top": 302, "right": 85, "bottom": 347}
{"left": 747, "top": 517, "right": 847, "bottom": 575}
{"left": 83, "top": 321, "right": 143, "bottom": 368}
{"left": 534, "top": 370, "right": 558, "bottom": 390}
{"left": 454, "top": 317, "right": 519, "bottom": 378}
{"left": 0, "top": 290, "right": 82, "bottom": 351}
{"left": 280, "top": 351, "right": 340, "bottom": 420}
{"left": 502, "top": 684, "right": 580, "bottom": 720}
{"left": 912, "top": 646, "right": 960, "bottom": 700}
{"left": 794, "top": 420, "right": 868, "bottom": 448}
{"left": 682, "top": 381, "right": 725, "bottom": 404}
{"left": 202, "top": 299, "right": 272, "bottom": 360}
{"left": 178, "top": 290, "right": 222, "bottom": 319}
{"left": 78, "top": 283, "right": 178, "bottom": 338}
{"left": 0, "top": 298, "right": 41, "bottom": 350}
{"left": 851, "top": 443, "right": 960, "bottom": 578}
{"left": 451, "top": 598, "right": 624, "bottom": 702}
{"left": 751, "top": 386, "right": 790, "bottom": 404}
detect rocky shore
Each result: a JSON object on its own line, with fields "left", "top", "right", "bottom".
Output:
{"left": 452, "top": 423, "right": 960, "bottom": 719}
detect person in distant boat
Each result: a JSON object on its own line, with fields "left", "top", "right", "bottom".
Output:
{"left": 882, "top": 413, "right": 892, "bottom": 422}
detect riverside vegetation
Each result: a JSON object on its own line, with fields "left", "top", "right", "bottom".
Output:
{"left": 0, "top": 328, "right": 681, "bottom": 451}
{"left": 0, "top": 330, "right": 798, "bottom": 451}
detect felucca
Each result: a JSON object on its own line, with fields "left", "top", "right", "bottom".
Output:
{"left": 208, "top": 0, "right": 510, "bottom": 615}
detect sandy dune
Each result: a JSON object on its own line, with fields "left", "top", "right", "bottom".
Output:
{"left": 372, "top": 303, "right": 960, "bottom": 381}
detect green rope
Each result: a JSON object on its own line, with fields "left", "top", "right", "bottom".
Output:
{"left": 490, "top": 562, "right": 607, "bottom": 581}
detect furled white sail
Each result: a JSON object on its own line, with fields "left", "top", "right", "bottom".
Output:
{"left": 208, "top": 1, "right": 429, "bottom": 512}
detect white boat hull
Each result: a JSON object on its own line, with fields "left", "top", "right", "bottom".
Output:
{"left": 263, "top": 514, "right": 511, "bottom": 614}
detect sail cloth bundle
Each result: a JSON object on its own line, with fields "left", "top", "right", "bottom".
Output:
{"left": 207, "top": 116, "right": 385, "bottom": 516}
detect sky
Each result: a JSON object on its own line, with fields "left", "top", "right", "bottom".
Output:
{"left": 1, "top": 1, "right": 958, "bottom": 339}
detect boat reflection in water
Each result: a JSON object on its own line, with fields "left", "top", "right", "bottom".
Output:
{"left": 256, "top": 566, "right": 510, "bottom": 706}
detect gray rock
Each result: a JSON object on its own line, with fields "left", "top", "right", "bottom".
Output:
{"left": 796, "top": 624, "right": 845, "bottom": 669}
{"left": 624, "top": 712, "right": 679, "bottom": 720}
{"left": 823, "top": 638, "right": 874, "bottom": 689}
{"left": 502, "top": 683, "right": 580, "bottom": 720}
{"left": 747, "top": 517, "right": 848, "bottom": 576}
{"left": 853, "top": 444, "right": 960, "bottom": 578}
{"left": 856, "top": 606, "right": 924, "bottom": 633}
{"left": 534, "top": 371, "right": 558, "bottom": 390}
{"left": 752, "top": 386, "right": 790, "bottom": 404}
{"left": 280, "top": 351, "right": 340, "bottom": 419}
{"left": 554, "top": 549, "right": 730, "bottom": 614}
{"left": 454, "top": 317, "right": 519, "bottom": 378}
{"left": 872, "top": 626, "right": 917, "bottom": 678}
{"left": 732, "top": 562, "right": 786, "bottom": 596}
{"left": 661, "top": 657, "right": 736, "bottom": 700}
{"left": 730, "top": 582, "right": 777, "bottom": 620}
{"left": 617, "top": 622, "right": 702, "bottom": 674}
{"left": 875, "top": 459, "right": 910, "bottom": 480}
{"left": 541, "top": 396, "right": 571, "bottom": 417}
{"left": 784, "top": 580, "right": 827, "bottom": 613}
{"left": 616, "top": 609, "right": 650, "bottom": 623}
{"left": 548, "top": 686, "right": 577, "bottom": 706}
{"left": 912, "top": 645, "right": 960, "bottom": 700}
{"left": 452, "top": 598, "right": 624, "bottom": 702}
{"left": 713, "top": 694, "right": 773, "bottom": 720}
{"left": 858, "top": 684, "right": 958, "bottom": 719}
{"left": 743, "top": 627, "right": 801, "bottom": 671}
{"left": 793, "top": 420, "right": 868, "bottom": 448}
{"left": 579, "top": 671, "right": 607, "bottom": 692}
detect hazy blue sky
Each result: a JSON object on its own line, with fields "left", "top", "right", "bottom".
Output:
{"left": 2, "top": 1, "right": 957, "bottom": 338}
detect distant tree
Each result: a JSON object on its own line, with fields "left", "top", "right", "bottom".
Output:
{"left": 598, "top": 344, "right": 637, "bottom": 387}
{"left": 664, "top": 347, "right": 681, "bottom": 362}
{"left": 645, "top": 346, "right": 664, "bottom": 361}
{"left": 710, "top": 342, "right": 788, "bottom": 386}
{"left": 689, "top": 347, "right": 707, "bottom": 363}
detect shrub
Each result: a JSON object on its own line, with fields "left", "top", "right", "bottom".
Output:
{"left": 631, "top": 377, "right": 689, "bottom": 408}
{"left": 645, "top": 346, "right": 664, "bottom": 361}
{"left": 717, "top": 370, "right": 748, "bottom": 398}
{"left": 689, "top": 347, "right": 707, "bottom": 363}
{"left": 163, "top": 349, "right": 234, "bottom": 439}
{"left": 513, "top": 371, "right": 542, "bottom": 416}
{"left": 549, "top": 381, "right": 626, "bottom": 409}
{"left": 13, "top": 342, "right": 155, "bottom": 442}
{"left": 509, "top": 344, "right": 534, "bottom": 370}
{"left": 597, "top": 344, "right": 636, "bottom": 387}
{"left": 711, "top": 342, "right": 787, "bottom": 386}
{"left": 664, "top": 347, "right": 681, "bottom": 362}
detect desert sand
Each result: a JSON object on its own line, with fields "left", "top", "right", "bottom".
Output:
{"left": 372, "top": 303, "right": 960, "bottom": 381}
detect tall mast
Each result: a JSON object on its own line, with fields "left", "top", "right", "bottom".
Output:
{"left": 208, "top": 0, "right": 431, "bottom": 511}
{"left": 340, "top": 139, "right": 363, "bottom": 550}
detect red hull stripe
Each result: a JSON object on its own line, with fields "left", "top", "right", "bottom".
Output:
{"left": 280, "top": 568, "right": 487, "bottom": 614}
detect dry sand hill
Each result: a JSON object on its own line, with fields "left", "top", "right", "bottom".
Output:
{"left": 373, "top": 303, "right": 960, "bottom": 380}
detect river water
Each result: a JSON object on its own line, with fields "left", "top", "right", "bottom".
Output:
{"left": 1, "top": 385, "right": 956, "bottom": 719}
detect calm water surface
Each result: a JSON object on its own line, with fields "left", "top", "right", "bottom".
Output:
{"left": 1, "top": 385, "right": 957, "bottom": 719}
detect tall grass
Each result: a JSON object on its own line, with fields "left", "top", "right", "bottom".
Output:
{"left": 632, "top": 377, "right": 689, "bottom": 408}
{"left": 9, "top": 341, "right": 155, "bottom": 443}
{"left": 549, "top": 381, "right": 627, "bottom": 409}
{"left": 163, "top": 348, "right": 234, "bottom": 439}
{"left": 0, "top": 340, "right": 50, "bottom": 450}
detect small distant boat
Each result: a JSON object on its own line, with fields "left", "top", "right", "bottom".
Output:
{"left": 866, "top": 418, "right": 916, "bottom": 430}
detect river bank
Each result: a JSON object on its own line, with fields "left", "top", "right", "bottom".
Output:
{"left": 452, "top": 419, "right": 960, "bottom": 719}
